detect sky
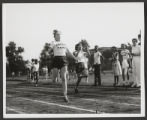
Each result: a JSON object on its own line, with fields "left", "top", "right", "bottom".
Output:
{"left": 3, "top": 3, "right": 144, "bottom": 61}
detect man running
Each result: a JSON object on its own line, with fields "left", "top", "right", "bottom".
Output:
{"left": 31, "top": 59, "right": 35, "bottom": 82}
{"left": 25, "top": 60, "right": 32, "bottom": 80}
{"left": 49, "top": 29, "right": 76, "bottom": 102}
{"left": 33, "top": 59, "right": 40, "bottom": 87}
{"left": 74, "top": 43, "right": 90, "bottom": 93}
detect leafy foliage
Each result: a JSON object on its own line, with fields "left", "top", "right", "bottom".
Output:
{"left": 6, "top": 41, "right": 25, "bottom": 75}
{"left": 39, "top": 43, "right": 53, "bottom": 72}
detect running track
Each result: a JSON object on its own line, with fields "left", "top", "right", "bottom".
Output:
{"left": 6, "top": 74, "right": 140, "bottom": 114}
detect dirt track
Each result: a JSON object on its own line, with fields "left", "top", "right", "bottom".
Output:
{"left": 6, "top": 73, "right": 141, "bottom": 114}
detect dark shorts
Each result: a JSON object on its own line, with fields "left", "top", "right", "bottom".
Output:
{"left": 76, "top": 62, "right": 88, "bottom": 77}
{"left": 52, "top": 56, "right": 68, "bottom": 69}
{"left": 33, "top": 71, "right": 39, "bottom": 80}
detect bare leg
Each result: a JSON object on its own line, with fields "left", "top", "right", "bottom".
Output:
{"left": 75, "top": 76, "right": 82, "bottom": 88}
{"left": 60, "top": 66, "right": 69, "bottom": 102}
{"left": 122, "top": 69, "right": 125, "bottom": 82}
{"left": 113, "top": 76, "right": 117, "bottom": 86}
{"left": 52, "top": 68, "right": 58, "bottom": 83}
{"left": 116, "top": 76, "right": 119, "bottom": 84}
{"left": 75, "top": 76, "right": 82, "bottom": 94}
{"left": 35, "top": 72, "right": 39, "bottom": 87}
{"left": 86, "top": 76, "right": 88, "bottom": 83}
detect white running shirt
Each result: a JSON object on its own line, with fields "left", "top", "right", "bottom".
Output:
{"left": 76, "top": 51, "right": 86, "bottom": 63}
{"left": 94, "top": 51, "right": 102, "bottom": 64}
{"left": 51, "top": 41, "right": 67, "bottom": 56}
{"left": 33, "top": 63, "right": 39, "bottom": 72}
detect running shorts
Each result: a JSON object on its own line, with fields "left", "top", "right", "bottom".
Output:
{"left": 52, "top": 56, "right": 68, "bottom": 69}
{"left": 76, "top": 62, "right": 88, "bottom": 77}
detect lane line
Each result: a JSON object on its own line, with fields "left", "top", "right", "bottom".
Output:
{"left": 7, "top": 90, "right": 140, "bottom": 107}
{"left": 6, "top": 107, "right": 26, "bottom": 114}
{"left": 7, "top": 95, "right": 99, "bottom": 113}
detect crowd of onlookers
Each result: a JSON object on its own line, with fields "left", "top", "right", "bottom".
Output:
{"left": 24, "top": 29, "right": 141, "bottom": 102}
{"left": 26, "top": 38, "right": 141, "bottom": 89}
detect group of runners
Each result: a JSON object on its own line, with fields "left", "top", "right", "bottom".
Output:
{"left": 25, "top": 29, "right": 141, "bottom": 102}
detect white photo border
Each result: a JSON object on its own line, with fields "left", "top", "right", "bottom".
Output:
{"left": 2, "top": 2, "right": 145, "bottom": 118}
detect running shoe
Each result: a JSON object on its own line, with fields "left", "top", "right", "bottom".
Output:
{"left": 64, "top": 96, "right": 69, "bottom": 103}
{"left": 131, "top": 82, "right": 137, "bottom": 88}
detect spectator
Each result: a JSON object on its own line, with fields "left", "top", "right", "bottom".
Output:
{"left": 93, "top": 45, "right": 103, "bottom": 86}
{"left": 120, "top": 44, "right": 130, "bottom": 86}
{"left": 111, "top": 46, "right": 122, "bottom": 87}
{"left": 131, "top": 38, "right": 141, "bottom": 87}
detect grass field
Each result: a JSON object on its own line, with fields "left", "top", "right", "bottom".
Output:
{"left": 6, "top": 71, "right": 141, "bottom": 114}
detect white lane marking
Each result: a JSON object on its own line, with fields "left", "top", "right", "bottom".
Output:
{"left": 9, "top": 96, "right": 99, "bottom": 113}
{"left": 7, "top": 94, "right": 101, "bottom": 113}
{"left": 7, "top": 90, "right": 140, "bottom": 107}
{"left": 6, "top": 107, "right": 26, "bottom": 114}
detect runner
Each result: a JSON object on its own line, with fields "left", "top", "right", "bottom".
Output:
{"left": 31, "top": 59, "right": 35, "bottom": 82}
{"left": 33, "top": 59, "right": 40, "bottom": 87}
{"left": 74, "top": 43, "right": 90, "bottom": 93}
{"left": 49, "top": 29, "right": 76, "bottom": 102}
{"left": 25, "top": 60, "right": 32, "bottom": 80}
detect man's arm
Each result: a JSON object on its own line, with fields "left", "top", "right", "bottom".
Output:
{"left": 85, "top": 47, "right": 91, "bottom": 56}
{"left": 100, "top": 52, "right": 104, "bottom": 61}
{"left": 66, "top": 48, "right": 77, "bottom": 61}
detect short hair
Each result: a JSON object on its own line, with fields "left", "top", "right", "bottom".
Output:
{"left": 138, "top": 34, "right": 141, "bottom": 39}
{"left": 95, "top": 45, "right": 98, "bottom": 48}
{"left": 132, "top": 38, "right": 138, "bottom": 43}
{"left": 35, "top": 59, "right": 38, "bottom": 64}
{"left": 31, "top": 59, "right": 34, "bottom": 62}
{"left": 53, "top": 29, "right": 60, "bottom": 37}
{"left": 121, "top": 43, "right": 126, "bottom": 46}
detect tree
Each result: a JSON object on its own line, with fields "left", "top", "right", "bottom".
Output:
{"left": 102, "top": 49, "right": 113, "bottom": 70}
{"left": 6, "top": 41, "right": 25, "bottom": 76}
{"left": 39, "top": 43, "right": 53, "bottom": 73}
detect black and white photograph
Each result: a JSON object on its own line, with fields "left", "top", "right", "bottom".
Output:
{"left": 2, "top": 2, "right": 145, "bottom": 118}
